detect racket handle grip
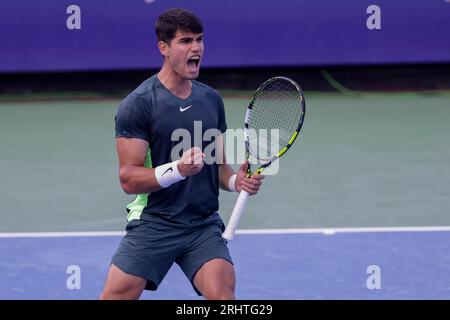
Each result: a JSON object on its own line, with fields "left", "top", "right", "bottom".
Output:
{"left": 222, "top": 190, "right": 250, "bottom": 241}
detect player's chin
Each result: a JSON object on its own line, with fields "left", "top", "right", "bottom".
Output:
{"left": 184, "top": 70, "right": 200, "bottom": 80}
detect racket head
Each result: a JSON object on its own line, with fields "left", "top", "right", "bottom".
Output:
{"left": 244, "top": 76, "right": 306, "bottom": 174}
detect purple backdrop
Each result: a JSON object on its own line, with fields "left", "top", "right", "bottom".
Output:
{"left": 0, "top": 0, "right": 449, "bottom": 72}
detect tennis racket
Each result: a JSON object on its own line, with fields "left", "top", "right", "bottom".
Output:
{"left": 222, "top": 76, "right": 306, "bottom": 240}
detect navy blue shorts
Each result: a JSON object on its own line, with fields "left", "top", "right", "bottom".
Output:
{"left": 111, "top": 217, "right": 233, "bottom": 295}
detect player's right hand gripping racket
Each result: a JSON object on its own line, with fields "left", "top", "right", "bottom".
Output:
{"left": 222, "top": 76, "right": 306, "bottom": 241}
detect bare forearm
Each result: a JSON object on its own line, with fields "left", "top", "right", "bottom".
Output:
{"left": 119, "top": 165, "right": 162, "bottom": 194}
{"left": 218, "top": 163, "right": 235, "bottom": 191}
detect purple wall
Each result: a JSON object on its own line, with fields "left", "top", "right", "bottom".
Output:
{"left": 1, "top": 0, "right": 449, "bottom": 72}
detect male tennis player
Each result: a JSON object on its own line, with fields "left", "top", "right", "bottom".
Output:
{"left": 100, "top": 8, "right": 264, "bottom": 300}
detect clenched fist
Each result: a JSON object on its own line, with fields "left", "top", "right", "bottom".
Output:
{"left": 177, "top": 147, "right": 205, "bottom": 177}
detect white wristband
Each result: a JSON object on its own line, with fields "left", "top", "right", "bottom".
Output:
{"left": 228, "top": 174, "right": 237, "bottom": 192}
{"left": 155, "top": 160, "right": 186, "bottom": 188}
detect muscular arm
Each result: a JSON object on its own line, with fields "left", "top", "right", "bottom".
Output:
{"left": 116, "top": 137, "right": 162, "bottom": 194}
{"left": 116, "top": 138, "right": 204, "bottom": 194}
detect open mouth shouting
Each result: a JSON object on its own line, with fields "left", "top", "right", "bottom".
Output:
{"left": 187, "top": 55, "right": 201, "bottom": 74}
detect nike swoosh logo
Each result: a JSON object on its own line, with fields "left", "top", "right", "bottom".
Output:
{"left": 162, "top": 167, "right": 173, "bottom": 175}
{"left": 180, "top": 105, "right": 192, "bottom": 112}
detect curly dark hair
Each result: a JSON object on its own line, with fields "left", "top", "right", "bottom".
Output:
{"left": 155, "top": 8, "right": 203, "bottom": 43}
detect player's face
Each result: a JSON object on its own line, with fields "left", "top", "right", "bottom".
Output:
{"left": 164, "top": 30, "right": 204, "bottom": 80}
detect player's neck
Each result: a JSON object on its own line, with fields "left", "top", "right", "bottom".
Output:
{"left": 157, "top": 66, "right": 192, "bottom": 99}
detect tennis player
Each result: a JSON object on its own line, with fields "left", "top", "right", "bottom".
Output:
{"left": 99, "top": 8, "right": 264, "bottom": 300}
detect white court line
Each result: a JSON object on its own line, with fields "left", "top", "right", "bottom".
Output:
{"left": 1, "top": 226, "right": 450, "bottom": 238}
{"left": 0, "top": 231, "right": 125, "bottom": 238}
{"left": 237, "top": 226, "right": 450, "bottom": 235}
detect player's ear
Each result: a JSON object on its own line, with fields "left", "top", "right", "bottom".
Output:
{"left": 158, "top": 41, "right": 169, "bottom": 57}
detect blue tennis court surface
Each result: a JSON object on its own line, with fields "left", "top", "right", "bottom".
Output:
{"left": 1, "top": 229, "right": 450, "bottom": 300}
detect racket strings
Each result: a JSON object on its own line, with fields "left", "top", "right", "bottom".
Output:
{"left": 248, "top": 79, "right": 304, "bottom": 160}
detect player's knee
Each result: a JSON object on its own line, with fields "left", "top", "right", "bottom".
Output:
{"left": 99, "top": 283, "right": 127, "bottom": 299}
{"left": 100, "top": 282, "right": 143, "bottom": 300}
{"left": 203, "top": 286, "right": 235, "bottom": 300}
{"left": 208, "top": 290, "right": 235, "bottom": 300}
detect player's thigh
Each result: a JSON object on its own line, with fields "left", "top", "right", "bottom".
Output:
{"left": 193, "top": 258, "right": 236, "bottom": 296}
{"left": 177, "top": 220, "right": 235, "bottom": 298}
{"left": 110, "top": 218, "right": 182, "bottom": 292}
{"left": 100, "top": 264, "right": 147, "bottom": 300}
